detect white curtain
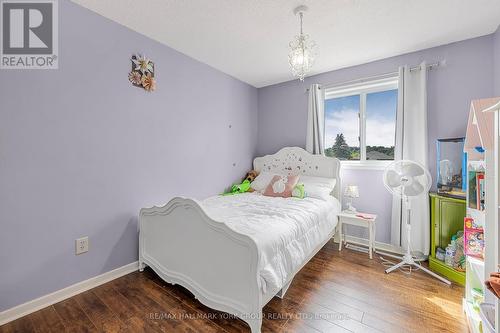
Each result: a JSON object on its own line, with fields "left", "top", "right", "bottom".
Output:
{"left": 391, "top": 62, "right": 430, "bottom": 256}
{"left": 306, "top": 84, "right": 325, "bottom": 155}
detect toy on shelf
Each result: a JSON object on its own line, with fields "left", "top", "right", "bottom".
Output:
{"left": 441, "top": 231, "right": 466, "bottom": 271}
{"left": 453, "top": 231, "right": 466, "bottom": 271}
{"left": 445, "top": 242, "right": 456, "bottom": 267}
{"left": 471, "top": 288, "right": 484, "bottom": 311}
{"left": 434, "top": 231, "right": 465, "bottom": 272}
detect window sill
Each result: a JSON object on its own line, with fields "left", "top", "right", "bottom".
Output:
{"left": 340, "top": 160, "right": 392, "bottom": 171}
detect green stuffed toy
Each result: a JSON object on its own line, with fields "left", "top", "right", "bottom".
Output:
{"left": 292, "top": 183, "right": 306, "bottom": 199}
{"left": 222, "top": 179, "right": 252, "bottom": 195}
{"left": 221, "top": 170, "right": 258, "bottom": 196}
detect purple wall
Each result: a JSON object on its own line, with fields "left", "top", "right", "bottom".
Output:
{"left": 341, "top": 169, "right": 393, "bottom": 242}
{"left": 495, "top": 26, "right": 500, "bottom": 95}
{"left": 0, "top": 0, "right": 497, "bottom": 314}
{"left": 257, "top": 35, "right": 495, "bottom": 243}
{"left": 0, "top": 0, "right": 258, "bottom": 311}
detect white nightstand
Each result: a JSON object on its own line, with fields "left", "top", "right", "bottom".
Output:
{"left": 338, "top": 211, "right": 377, "bottom": 259}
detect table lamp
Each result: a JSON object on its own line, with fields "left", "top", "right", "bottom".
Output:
{"left": 344, "top": 185, "right": 359, "bottom": 213}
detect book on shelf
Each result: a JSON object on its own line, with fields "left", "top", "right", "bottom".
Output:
{"left": 468, "top": 171, "right": 478, "bottom": 209}
{"left": 476, "top": 172, "right": 485, "bottom": 210}
{"left": 468, "top": 170, "right": 485, "bottom": 211}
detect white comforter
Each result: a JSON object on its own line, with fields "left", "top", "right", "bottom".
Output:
{"left": 201, "top": 192, "right": 341, "bottom": 295}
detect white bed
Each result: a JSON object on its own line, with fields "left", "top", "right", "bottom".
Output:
{"left": 139, "top": 147, "right": 341, "bottom": 333}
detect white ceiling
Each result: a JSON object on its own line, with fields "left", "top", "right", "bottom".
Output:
{"left": 71, "top": 0, "right": 500, "bottom": 88}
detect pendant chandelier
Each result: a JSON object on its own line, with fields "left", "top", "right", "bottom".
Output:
{"left": 288, "top": 5, "right": 317, "bottom": 81}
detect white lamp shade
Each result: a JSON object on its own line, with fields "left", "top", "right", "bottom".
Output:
{"left": 344, "top": 185, "right": 359, "bottom": 198}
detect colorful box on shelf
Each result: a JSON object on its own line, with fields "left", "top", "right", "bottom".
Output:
{"left": 464, "top": 217, "right": 484, "bottom": 259}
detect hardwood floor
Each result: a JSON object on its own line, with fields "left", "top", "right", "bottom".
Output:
{"left": 0, "top": 240, "right": 468, "bottom": 333}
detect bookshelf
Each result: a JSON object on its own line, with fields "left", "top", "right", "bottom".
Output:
{"left": 463, "top": 97, "right": 500, "bottom": 333}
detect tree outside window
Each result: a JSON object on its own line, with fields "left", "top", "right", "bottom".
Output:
{"left": 324, "top": 79, "right": 398, "bottom": 162}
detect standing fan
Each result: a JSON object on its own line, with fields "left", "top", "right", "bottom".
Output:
{"left": 381, "top": 160, "right": 451, "bottom": 285}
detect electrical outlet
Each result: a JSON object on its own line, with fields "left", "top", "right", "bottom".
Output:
{"left": 75, "top": 236, "right": 89, "bottom": 255}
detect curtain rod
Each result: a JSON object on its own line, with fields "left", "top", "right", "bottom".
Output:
{"left": 305, "top": 60, "right": 444, "bottom": 92}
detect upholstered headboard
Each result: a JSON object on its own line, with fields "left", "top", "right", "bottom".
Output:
{"left": 253, "top": 147, "right": 342, "bottom": 202}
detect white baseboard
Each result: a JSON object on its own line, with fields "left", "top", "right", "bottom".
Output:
{"left": 0, "top": 261, "right": 139, "bottom": 326}
{"left": 334, "top": 233, "right": 403, "bottom": 255}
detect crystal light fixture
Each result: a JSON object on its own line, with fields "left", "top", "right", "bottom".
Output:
{"left": 288, "top": 5, "right": 316, "bottom": 81}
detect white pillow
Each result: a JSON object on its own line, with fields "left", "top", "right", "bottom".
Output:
{"left": 300, "top": 175, "right": 336, "bottom": 200}
{"left": 300, "top": 175, "right": 336, "bottom": 188}
{"left": 251, "top": 171, "right": 279, "bottom": 192}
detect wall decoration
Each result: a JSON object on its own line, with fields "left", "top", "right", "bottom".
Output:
{"left": 141, "top": 73, "right": 156, "bottom": 92}
{"left": 128, "top": 54, "right": 156, "bottom": 92}
{"left": 128, "top": 71, "right": 142, "bottom": 85}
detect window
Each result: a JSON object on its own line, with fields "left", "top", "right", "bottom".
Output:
{"left": 324, "top": 77, "right": 398, "bottom": 166}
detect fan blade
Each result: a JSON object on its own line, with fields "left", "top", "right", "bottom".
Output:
{"left": 386, "top": 170, "right": 402, "bottom": 188}
{"left": 404, "top": 180, "right": 424, "bottom": 196}
{"left": 401, "top": 163, "right": 424, "bottom": 177}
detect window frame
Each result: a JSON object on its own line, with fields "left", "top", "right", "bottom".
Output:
{"left": 324, "top": 76, "right": 399, "bottom": 169}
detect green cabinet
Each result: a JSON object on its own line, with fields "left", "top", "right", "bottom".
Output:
{"left": 429, "top": 193, "right": 466, "bottom": 285}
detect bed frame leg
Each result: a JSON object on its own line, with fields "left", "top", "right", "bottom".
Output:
{"left": 138, "top": 260, "right": 146, "bottom": 272}
{"left": 276, "top": 281, "right": 292, "bottom": 299}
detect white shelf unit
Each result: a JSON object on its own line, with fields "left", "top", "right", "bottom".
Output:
{"left": 464, "top": 297, "right": 483, "bottom": 333}
{"left": 467, "top": 255, "right": 485, "bottom": 286}
{"left": 464, "top": 163, "right": 488, "bottom": 333}
{"left": 463, "top": 98, "right": 500, "bottom": 333}
{"left": 484, "top": 101, "right": 500, "bottom": 333}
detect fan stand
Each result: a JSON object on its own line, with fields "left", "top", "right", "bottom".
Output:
{"left": 380, "top": 197, "right": 451, "bottom": 285}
